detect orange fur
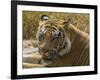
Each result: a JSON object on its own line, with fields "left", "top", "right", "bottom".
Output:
{"left": 45, "top": 24, "right": 89, "bottom": 67}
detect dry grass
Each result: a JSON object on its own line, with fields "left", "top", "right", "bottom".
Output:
{"left": 23, "top": 11, "right": 89, "bottom": 39}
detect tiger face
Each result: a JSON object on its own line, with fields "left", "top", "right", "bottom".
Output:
{"left": 36, "top": 15, "right": 71, "bottom": 64}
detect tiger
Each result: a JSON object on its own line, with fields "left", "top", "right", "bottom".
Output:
{"left": 36, "top": 15, "right": 89, "bottom": 67}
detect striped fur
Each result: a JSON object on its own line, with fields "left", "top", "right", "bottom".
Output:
{"left": 37, "top": 15, "right": 89, "bottom": 67}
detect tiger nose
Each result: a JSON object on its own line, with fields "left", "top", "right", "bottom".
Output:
{"left": 39, "top": 43, "right": 49, "bottom": 53}
{"left": 45, "top": 31, "right": 52, "bottom": 39}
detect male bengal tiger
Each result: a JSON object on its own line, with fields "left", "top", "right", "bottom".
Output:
{"left": 23, "top": 15, "right": 89, "bottom": 68}
{"left": 36, "top": 15, "right": 89, "bottom": 67}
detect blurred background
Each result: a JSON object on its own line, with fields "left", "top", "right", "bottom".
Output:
{"left": 22, "top": 11, "right": 89, "bottom": 40}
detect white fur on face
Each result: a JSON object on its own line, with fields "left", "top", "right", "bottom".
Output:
{"left": 58, "top": 37, "right": 71, "bottom": 56}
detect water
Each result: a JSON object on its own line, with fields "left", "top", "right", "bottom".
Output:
{"left": 23, "top": 47, "right": 38, "bottom": 54}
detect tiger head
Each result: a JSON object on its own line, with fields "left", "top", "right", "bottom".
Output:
{"left": 36, "top": 15, "right": 71, "bottom": 65}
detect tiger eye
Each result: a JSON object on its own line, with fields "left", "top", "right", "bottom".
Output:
{"left": 39, "top": 32, "right": 44, "bottom": 41}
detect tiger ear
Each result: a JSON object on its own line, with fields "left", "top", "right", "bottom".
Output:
{"left": 41, "top": 15, "right": 49, "bottom": 21}
{"left": 63, "top": 18, "right": 72, "bottom": 30}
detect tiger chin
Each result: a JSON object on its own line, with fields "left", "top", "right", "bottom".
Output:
{"left": 36, "top": 15, "right": 89, "bottom": 67}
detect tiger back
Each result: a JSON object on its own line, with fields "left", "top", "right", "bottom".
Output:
{"left": 36, "top": 15, "right": 89, "bottom": 67}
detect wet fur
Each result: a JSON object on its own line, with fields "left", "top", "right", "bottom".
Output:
{"left": 23, "top": 23, "right": 89, "bottom": 68}
{"left": 45, "top": 24, "right": 89, "bottom": 67}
